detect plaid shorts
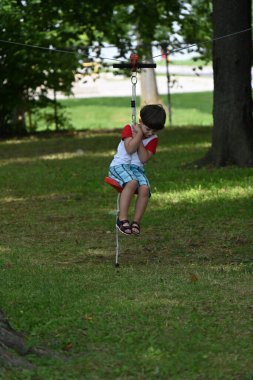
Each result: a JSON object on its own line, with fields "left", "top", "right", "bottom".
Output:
{"left": 109, "top": 164, "right": 150, "bottom": 189}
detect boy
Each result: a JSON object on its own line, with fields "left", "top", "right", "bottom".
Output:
{"left": 108, "top": 104, "right": 166, "bottom": 235}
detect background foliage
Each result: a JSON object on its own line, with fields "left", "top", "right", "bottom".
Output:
{"left": 0, "top": 0, "right": 212, "bottom": 135}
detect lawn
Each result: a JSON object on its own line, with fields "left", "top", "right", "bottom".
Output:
{"left": 0, "top": 125, "right": 253, "bottom": 379}
{"left": 35, "top": 92, "right": 213, "bottom": 132}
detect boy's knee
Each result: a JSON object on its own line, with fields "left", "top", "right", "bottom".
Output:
{"left": 139, "top": 185, "right": 150, "bottom": 197}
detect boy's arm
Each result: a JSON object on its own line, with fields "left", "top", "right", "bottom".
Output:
{"left": 137, "top": 143, "right": 153, "bottom": 163}
{"left": 124, "top": 125, "right": 143, "bottom": 154}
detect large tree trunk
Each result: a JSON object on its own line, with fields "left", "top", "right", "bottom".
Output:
{"left": 201, "top": 0, "right": 253, "bottom": 167}
{"left": 140, "top": 45, "right": 162, "bottom": 106}
{"left": 140, "top": 66, "right": 161, "bottom": 106}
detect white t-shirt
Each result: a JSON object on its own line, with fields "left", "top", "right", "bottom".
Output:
{"left": 109, "top": 124, "right": 158, "bottom": 168}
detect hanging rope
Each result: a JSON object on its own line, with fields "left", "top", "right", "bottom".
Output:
{"left": 113, "top": 53, "right": 157, "bottom": 126}
{"left": 131, "top": 72, "right": 137, "bottom": 127}
{"left": 130, "top": 54, "right": 138, "bottom": 127}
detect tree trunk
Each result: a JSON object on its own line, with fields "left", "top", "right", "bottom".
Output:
{"left": 201, "top": 0, "right": 253, "bottom": 167}
{"left": 140, "top": 45, "right": 162, "bottom": 106}
{"left": 140, "top": 67, "right": 161, "bottom": 106}
{"left": 12, "top": 106, "right": 27, "bottom": 134}
{"left": 0, "top": 310, "right": 65, "bottom": 369}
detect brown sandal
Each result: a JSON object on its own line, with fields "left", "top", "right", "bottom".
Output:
{"left": 131, "top": 221, "right": 140, "bottom": 235}
{"left": 116, "top": 219, "right": 132, "bottom": 235}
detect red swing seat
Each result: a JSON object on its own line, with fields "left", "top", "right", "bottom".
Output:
{"left": 104, "top": 177, "right": 138, "bottom": 194}
{"left": 104, "top": 176, "right": 123, "bottom": 193}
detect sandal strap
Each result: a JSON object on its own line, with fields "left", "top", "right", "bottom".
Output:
{"left": 119, "top": 219, "right": 130, "bottom": 226}
{"left": 117, "top": 219, "right": 132, "bottom": 235}
{"left": 131, "top": 221, "right": 140, "bottom": 235}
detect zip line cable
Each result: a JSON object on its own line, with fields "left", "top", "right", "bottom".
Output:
{"left": 0, "top": 39, "right": 124, "bottom": 62}
{"left": 0, "top": 39, "right": 79, "bottom": 56}
{"left": 0, "top": 27, "right": 252, "bottom": 63}
{"left": 0, "top": 37, "right": 129, "bottom": 62}
{"left": 152, "top": 27, "right": 253, "bottom": 59}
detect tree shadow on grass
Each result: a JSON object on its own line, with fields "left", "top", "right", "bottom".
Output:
{"left": 0, "top": 130, "right": 120, "bottom": 160}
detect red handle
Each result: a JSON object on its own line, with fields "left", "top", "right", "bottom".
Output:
{"left": 130, "top": 53, "right": 139, "bottom": 71}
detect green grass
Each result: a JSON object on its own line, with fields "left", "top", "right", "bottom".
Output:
{"left": 0, "top": 126, "right": 253, "bottom": 379}
{"left": 157, "top": 58, "right": 211, "bottom": 67}
{"left": 36, "top": 92, "right": 213, "bottom": 131}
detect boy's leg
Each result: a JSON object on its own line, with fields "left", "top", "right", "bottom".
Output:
{"left": 109, "top": 165, "right": 137, "bottom": 222}
{"left": 109, "top": 165, "right": 138, "bottom": 234}
{"left": 133, "top": 185, "right": 150, "bottom": 223}
{"left": 119, "top": 180, "right": 138, "bottom": 221}
{"left": 129, "top": 165, "right": 150, "bottom": 226}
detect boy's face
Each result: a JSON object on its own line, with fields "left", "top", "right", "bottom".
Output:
{"left": 139, "top": 120, "right": 155, "bottom": 137}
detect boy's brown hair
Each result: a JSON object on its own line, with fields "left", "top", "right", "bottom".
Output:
{"left": 140, "top": 104, "right": 166, "bottom": 131}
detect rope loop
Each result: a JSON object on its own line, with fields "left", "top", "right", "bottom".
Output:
{"left": 131, "top": 72, "right": 137, "bottom": 85}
